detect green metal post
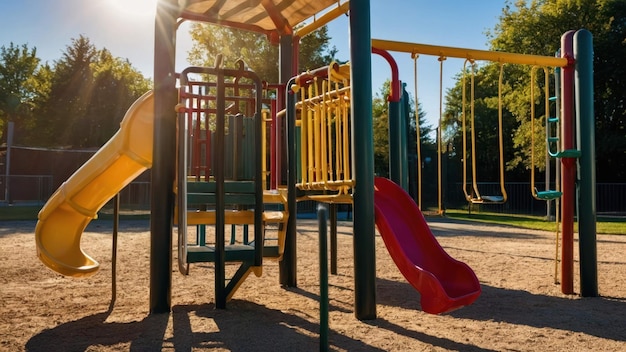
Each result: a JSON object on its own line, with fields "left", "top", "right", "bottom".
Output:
{"left": 283, "top": 84, "right": 298, "bottom": 283}
{"left": 317, "top": 204, "right": 329, "bottom": 351}
{"left": 350, "top": 0, "right": 376, "bottom": 320}
{"left": 279, "top": 35, "right": 297, "bottom": 287}
{"left": 329, "top": 203, "right": 338, "bottom": 275}
{"left": 215, "top": 70, "right": 226, "bottom": 308}
{"left": 150, "top": 0, "right": 179, "bottom": 314}
{"left": 389, "top": 99, "right": 402, "bottom": 184}
{"left": 574, "top": 29, "right": 598, "bottom": 297}
{"left": 109, "top": 193, "right": 119, "bottom": 311}
{"left": 401, "top": 84, "right": 410, "bottom": 190}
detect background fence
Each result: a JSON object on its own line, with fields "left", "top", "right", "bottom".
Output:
{"left": 1, "top": 176, "right": 623, "bottom": 217}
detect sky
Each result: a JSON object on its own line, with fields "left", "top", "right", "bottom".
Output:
{"left": 0, "top": 0, "right": 508, "bottom": 132}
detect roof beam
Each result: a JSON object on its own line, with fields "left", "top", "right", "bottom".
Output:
{"left": 261, "top": 0, "right": 293, "bottom": 35}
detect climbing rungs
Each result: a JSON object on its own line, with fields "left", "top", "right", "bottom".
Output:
{"left": 186, "top": 244, "right": 281, "bottom": 263}
{"left": 535, "top": 190, "right": 562, "bottom": 200}
{"left": 549, "top": 96, "right": 557, "bottom": 101}
{"left": 548, "top": 117, "right": 559, "bottom": 123}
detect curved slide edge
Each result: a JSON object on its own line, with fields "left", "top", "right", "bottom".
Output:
{"left": 374, "top": 177, "right": 481, "bottom": 314}
{"left": 35, "top": 91, "right": 154, "bottom": 277}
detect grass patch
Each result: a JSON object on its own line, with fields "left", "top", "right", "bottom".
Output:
{"left": 0, "top": 205, "right": 150, "bottom": 221}
{"left": 0, "top": 205, "right": 41, "bottom": 221}
{"left": 445, "top": 209, "right": 626, "bottom": 235}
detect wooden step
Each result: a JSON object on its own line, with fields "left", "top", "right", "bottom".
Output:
{"left": 184, "top": 209, "right": 287, "bottom": 225}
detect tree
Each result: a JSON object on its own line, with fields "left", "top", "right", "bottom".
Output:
{"left": 87, "top": 49, "right": 152, "bottom": 146}
{"left": 0, "top": 43, "right": 49, "bottom": 143}
{"left": 40, "top": 35, "right": 98, "bottom": 147}
{"left": 487, "top": 0, "right": 626, "bottom": 181}
{"left": 39, "top": 36, "right": 151, "bottom": 147}
{"left": 443, "top": 62, "right": 523, "bottom": 181}
{"left": 443, "top": 0, "right": 626, "bottom": 182}
{"left": 372, "top": 80, "right": 432, "bottom": 177}
{"left": 187, "top": 24, "right": 337, "bottom": 83}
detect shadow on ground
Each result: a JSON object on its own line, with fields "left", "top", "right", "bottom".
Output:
{"left": 25, "top": 300, "right": 382, "bottom": 351}
{"left": 375, "top": 275, "right": 626, "bottom": 343}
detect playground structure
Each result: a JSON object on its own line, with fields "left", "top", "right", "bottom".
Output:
{"left": 34, "top": 0, "right": 597, "bottom": 321}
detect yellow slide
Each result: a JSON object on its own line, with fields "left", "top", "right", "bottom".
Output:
{"left": 35, "top": 91, "right": 154, "bottom": 277}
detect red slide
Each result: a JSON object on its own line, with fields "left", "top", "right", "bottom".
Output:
{"left": 374, "top": 177, "right": 481, "bottom": 314}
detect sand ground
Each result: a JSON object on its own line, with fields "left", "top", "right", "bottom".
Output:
{"left": 1, "top": 217, "right": 625, "bottom": 351}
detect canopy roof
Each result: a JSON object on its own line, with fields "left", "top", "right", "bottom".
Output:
{"left": 180, "top": 0, "right": 342, "bottom": 39}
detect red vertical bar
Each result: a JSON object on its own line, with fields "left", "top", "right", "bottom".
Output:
{"left": 193, "top": 92, "right": 201, "bottom": 181}
{"left": 205, "top": 125, "right": 211, "bottom": 182}
{"left": 560, "top": 31, "right": 576, "bottom": 294}
{"left": 292, "top": 36, "right": 300, "bottom": 76}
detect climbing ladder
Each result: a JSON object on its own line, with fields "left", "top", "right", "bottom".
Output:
{"left": 175, "top": 60, "right": 288, "bottom": 308}
{"left": 530, "top": 66, "right": 580, "bottom": 201}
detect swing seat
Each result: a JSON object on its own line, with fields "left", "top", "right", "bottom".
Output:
{"left": 535, "top": 189, "right": 562, "bottom": 201}
{"left": 468, "top": 195, "right": 506, "bottom": 204}
{"left": 480, "top": 195, "right": 505, "bottom": 203}
{"left": 551, "top": 149, "right": 581, "bottom": 159}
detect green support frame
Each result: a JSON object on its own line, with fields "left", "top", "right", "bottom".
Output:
{"left": 349, "top": 0, "right": 376, "bottom": 320}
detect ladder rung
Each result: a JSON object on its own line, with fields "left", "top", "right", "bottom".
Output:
{"left": 548, "top": 117, "right": 559, "bottom": 123}
{"left": 549, "top": 96, "right": 557, "bottom": 101}
{"left": 548, "top": 137, "right": 559, "bottom": 143}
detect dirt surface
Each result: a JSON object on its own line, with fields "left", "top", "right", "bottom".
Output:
{"left": 1, "top": 217, "right": 625, "bottom": 351}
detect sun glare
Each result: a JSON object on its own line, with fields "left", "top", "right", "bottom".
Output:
{"left": 108, "top": 0, "right": 158, "bottom": 18}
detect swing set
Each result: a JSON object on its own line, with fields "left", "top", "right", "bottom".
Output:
{"left": 372, "top": 33, "right": 597, "bottom": 296}
{"left": 461, "top": 60, "right": 507, "bottom": 204}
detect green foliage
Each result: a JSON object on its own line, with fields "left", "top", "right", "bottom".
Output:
{"left": 445, "top": 0, "right": 626, "bottom": 182}
{"left": 0, "top": 43, "right": 47, "bottom": 142}
{"left": 0, "top": 36, "right": 152, "bottom": 148}
{"left": 445, "top": 208, "right": 626, "bottom": 235}
{"left": 37, "top": 35, "right": 151, "bottom": 147}
{"left": 372, "top": 80, "right": 433, "bottom": 177}
{"left": 444, "top": 62, "right": 525, "bottom": 181}
{"left": 187, "top": 24, "right": 336, "bottom": 82}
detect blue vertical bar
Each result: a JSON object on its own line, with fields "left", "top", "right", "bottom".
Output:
{"left": 350, "top": 0, "right": 376, "bottom": 320}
